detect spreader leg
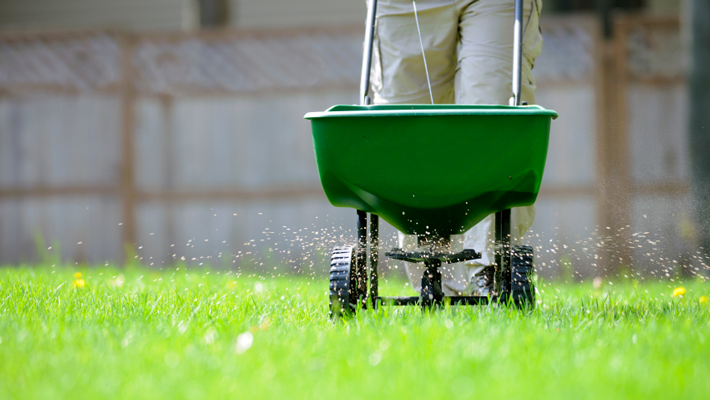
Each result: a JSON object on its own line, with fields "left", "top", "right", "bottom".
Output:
{"left": 369, "top": 214, "right": 379, "bottom": 308}
{"left": 356, "top": 210, "right": 368, "bottom": 308}
{"left": 495, "top": 209, "right": 512, "bottom": 300}
{"left": 420, "top": 261, "right": 443, "bottom": 309}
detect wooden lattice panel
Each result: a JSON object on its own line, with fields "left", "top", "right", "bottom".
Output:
{"left": 535, "top": 16, "right": 597, "bottom": 84}
{"left": 0, "top": 32, "right": 122, "bottom": 92}
{"left": 132, "top": 30, "right": 363, "bottom": 95}
{"left": 620, "top": 18, "right": 683, "bottom": 82}
{"left": 0, "top": 18, "right": 683, "bottom": 95}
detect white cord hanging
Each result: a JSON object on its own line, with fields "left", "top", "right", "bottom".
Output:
{"left": 412, "top": 0, "right": 434, "bottom": 105}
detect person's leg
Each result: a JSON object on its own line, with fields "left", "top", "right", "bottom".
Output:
{"left": 369, "top": 0, "right": 458, "bottom": 104}
{"left": 455, "top": 0, "right": 543, "bottom": 289}
{"left": 455, "top": 0, "right": 542, "bottom": 105}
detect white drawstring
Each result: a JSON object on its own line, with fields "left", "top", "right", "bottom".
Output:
{"left": 412, "top": 0, "right": 434, "bottom": 105}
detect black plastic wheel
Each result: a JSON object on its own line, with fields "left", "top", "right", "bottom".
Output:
{"left": 510, "top": 245, "right": 535, "bottom": 308}
{"left": 329, "top": 246, "right": 359, "bottom": 319}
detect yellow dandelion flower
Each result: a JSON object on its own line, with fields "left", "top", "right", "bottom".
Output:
{"left": 672, "top": 286, "right": 686, "bottom": 298}
{"left": 73, "top": 278, "right": 85, "bottom": 289}
{"left": 700, "top": 296, "right": 708, "bottom": 305}
{"left": 74, "top": 272, "right": 83, "bottom": 279}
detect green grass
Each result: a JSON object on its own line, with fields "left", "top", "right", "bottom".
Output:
{"left": 1, "top": 266, "right": 709, "bottom": 400}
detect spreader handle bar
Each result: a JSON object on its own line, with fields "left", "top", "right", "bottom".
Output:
{"left": 512, "top": 0, "right": 523, "bottom": 105}
{"left": 360, "top": 0, "right": 378, "bottom": 106}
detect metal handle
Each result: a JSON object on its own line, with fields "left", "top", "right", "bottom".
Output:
{"left": 511, "top": 0, "right": 523, "bottom": 106}
{"left": 360, "top": 0, "right": 378, "bottom": 106}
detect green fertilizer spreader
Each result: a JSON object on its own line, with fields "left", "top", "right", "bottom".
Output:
{"left": 305, "top": 0, "right": 558, "bottom": 318}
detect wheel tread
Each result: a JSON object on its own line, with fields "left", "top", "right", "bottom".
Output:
{"left": 510, "top": 245, "right": 535, "bottom": 308}
{"left": 329, "top": 246, "right": 359, "bottom": 319}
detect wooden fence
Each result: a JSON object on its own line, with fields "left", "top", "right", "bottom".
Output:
{"left": 0, "top": 15, "right": 697, "bottom": 278}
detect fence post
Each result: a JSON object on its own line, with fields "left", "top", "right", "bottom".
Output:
{"left": 595, "top": 17, "right": 632, "bottom": 277}
{"left": 689, "top": 0, "right": 710, "bottom": 260}
{"left": 119, "top": 32, "right": 137, "bottom": 263}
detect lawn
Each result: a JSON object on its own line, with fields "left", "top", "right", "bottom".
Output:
{"left": 1, "top": 266, "right": 709, "bottom": 400}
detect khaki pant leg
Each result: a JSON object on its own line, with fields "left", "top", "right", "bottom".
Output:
{"left": 369, "top": 0, "right": 458, "bottom": 104}
{"left": 455, "top": 0, "right": 543, "bottom": 104}
{"left": 456, "top": 0, "right": 543, "bottom": 282}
